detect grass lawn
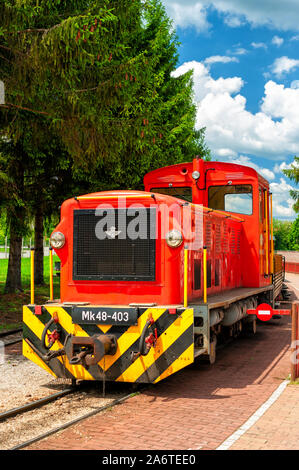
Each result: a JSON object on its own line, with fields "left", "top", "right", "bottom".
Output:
{"left": 0, "top": 255, "right": 60, "bottom": 330}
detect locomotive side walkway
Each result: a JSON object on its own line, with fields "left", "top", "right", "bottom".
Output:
{"left": 27, "top": 276, "right": 299, "bottom": 451}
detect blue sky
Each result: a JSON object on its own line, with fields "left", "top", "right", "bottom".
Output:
{"left": 163, "top": 0, "right": 299, "bottom": 219}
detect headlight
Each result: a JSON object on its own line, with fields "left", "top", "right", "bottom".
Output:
{"left": 50, "top": 231, "right": 65, "bottom": 249}
{"left": 166, "top": 229, "right": 183, "bottom": 248}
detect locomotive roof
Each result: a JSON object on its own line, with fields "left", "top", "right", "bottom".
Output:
{"left": 144, "top": 159, "right": 269, "bottom": 188}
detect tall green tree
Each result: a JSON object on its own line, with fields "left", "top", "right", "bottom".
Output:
{"left": 283, "top": 156, "right": 299, "bottom": 213}
{"left": 0, "top": 0, "right": 210, "bottom": 292}
{"left": 70, "top": 0, "right": 210, "bottom": 192}
{"left": 0, "top": 140, "right": 28, "bottom": 292}
{"left": 0, "top": 0, "right": 152, "bottom": 291}
{"left": 288, "top": 217, "right": 299, "bottom": 250}
{"left": 273, "top": 219, "right": 293, "bottom": 251}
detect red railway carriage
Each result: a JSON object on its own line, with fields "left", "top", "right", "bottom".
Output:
{"left": 23, "top": 158, "right": 284, "bottom": 383}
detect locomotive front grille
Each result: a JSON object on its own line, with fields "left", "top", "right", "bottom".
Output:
{"left": 73, "top": 208, "right": 156, "bottom": 281}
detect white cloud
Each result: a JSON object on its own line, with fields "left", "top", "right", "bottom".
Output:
{"left": 272, "top": 35, "right": 284, "bottom": 47}
{"left": 222, "top": 154, "right": 275, "bottom": 180}
{"left": 270, "top": 178, "right": 296, "bottom": 218}
{"left": 274, "top": 161, "right": 294, "bottom": 173}
{"left": 223, "top": 14, "right": 245, "bottom": 28}
{"left": 261, "top": 81, "right": 299, "bottom": 123}
{"left": 172, "top": 61, "right": 243, "bottom": 101}
{"left": 204, "top": 55, "right": 239, "bottom": 65}
{"left": 227, "top": 46, "right": 248, "bottom": 55}
{"left": 163, "top": 1, "right": 210, "bottom": 32}
{"left": 274, "top": 159, "right": 299, "bottom": 176}
{"left": 251, "top": 42, "right": 267, "bottom": 50}
{"left": 173, "top": 61, "right": 299, "bottom": 219}
{"left": 271, "top": 56, "right": 299, "bottom": 78}
{"left": 173, "top": 61, "right": 299, "bottom": 161}
{"left": 163, "top": 1, "right": 299, "bottom": 31}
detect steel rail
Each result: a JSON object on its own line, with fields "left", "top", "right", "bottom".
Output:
{"left": 0, "top": 328, "right": 22, "bottom": 338}
{"left": 0, "top": 388, "right": 75, "bottom": 422}
{"left": 10, "top": 389, "right": 140, "bottom": 450}
{"left": 3, "top": 337, "right": 22, "bottom": 347}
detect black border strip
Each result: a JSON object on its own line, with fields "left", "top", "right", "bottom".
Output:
{"left": 73, "top": 208, "right": 156, "bottom": 281}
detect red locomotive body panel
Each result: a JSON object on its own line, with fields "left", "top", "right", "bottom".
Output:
{"left": 54, "top": 191, "right": 188, "bottom": 305}
{"left": 52, "top": 159, "right": 272, "bottom": 307}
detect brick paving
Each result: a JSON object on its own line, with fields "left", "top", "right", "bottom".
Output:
{"left": 230, "top": 384, "right": 299, "bottom": 450}
{"left": 27, "top": 314, "right": 292, "bottom": 450}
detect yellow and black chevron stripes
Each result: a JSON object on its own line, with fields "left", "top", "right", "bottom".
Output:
{"left": 24, "top": 306, "right": 83, "bottom": 380}
{"left": 23, "top": 305, "right": 194, "bottom": 384}
{"left": 116, "top": 308, "right": 194, "bottom": 383}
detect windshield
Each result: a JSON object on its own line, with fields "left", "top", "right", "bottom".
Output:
{"left": 150, "top": 186, "right": 192, "bottom": 202}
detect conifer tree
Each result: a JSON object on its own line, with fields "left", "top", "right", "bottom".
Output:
{"left": 0, "top": 0, "right": 210, "bottom": 292}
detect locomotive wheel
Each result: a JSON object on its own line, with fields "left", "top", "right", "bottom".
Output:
{"left": 209, "top": 335, "right": 217, "bottom": 365}
{"left": 243, "top": 319, "right": 257, "bottom": 337}
{"left": 250, "top": 319, "right": 257, "bottom": 335}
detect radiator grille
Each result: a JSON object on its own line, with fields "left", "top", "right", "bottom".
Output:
{"left": 73, "top": 208, "right": 156, "bottom": 281}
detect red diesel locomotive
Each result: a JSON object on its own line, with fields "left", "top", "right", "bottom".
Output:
{"left": 23, "top": 157, "right": 284, "bottom": 383}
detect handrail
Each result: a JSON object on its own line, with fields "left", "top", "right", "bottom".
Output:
{"left": 30, "top": 248, "right": 34, "bottom": 305}
{"left": 184, "top": 247, "right": 188, "bottom": 308}
{"left": 49, "top": 247, "right": 54, "bottom": 301}
{"left": 264, "top": 190, "right": 269, "bottom": 275}
{"left": 75, "top": 195, "right": 154, "bottom": 201}
{"left": 270, "top": 193, "right": 274, "bottom": 274}
{"left": 190, "top": 202, "right": 245, "bottom": 223}
{"left": 203, "top": 246, "right": 207, "bottom": 303}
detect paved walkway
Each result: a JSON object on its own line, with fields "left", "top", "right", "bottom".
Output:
{"left": 228, "top": 273, "right": 299, "bottom": 450}
{"left": 25, "top": 275, "right": 298, "bottom": 451}
{"left": 229, "top": 383, "right": 299, "bottom": 450}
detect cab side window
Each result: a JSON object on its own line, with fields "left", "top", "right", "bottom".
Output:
{"left": 208, "top": 184, "right": 253, "bottom": 215}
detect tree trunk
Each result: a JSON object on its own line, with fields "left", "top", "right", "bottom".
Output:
{"left": 5, "top": 223, "right": 22, "bottom": 293}
{"left": 34, "top": 207, "right": 44, "bottom": 285}
{"left": 4, "top": 153, "right": 25, "bottom": 294}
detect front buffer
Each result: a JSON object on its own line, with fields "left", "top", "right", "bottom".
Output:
{"left": 23, "top": 304, "right": 194, "bottom": 384}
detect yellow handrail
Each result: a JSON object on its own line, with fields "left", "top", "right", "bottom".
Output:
{"left": 270, "top": 193, "right": 274, "bottom": 274}
{"left": 49, "top": 247, "right": 54, "bottom": 301}
{"left": 190, "top": 202, "right": 245, "bottom": 222}
{"left": 264, "top": 190, "right": 269, "bottom": 275}
{"left": 203, "top": 247, "right": 207, "bottom": 303}
{"left": 30, "top": 248, "right": 34, "bottom": 305}
{"left": 184, "top": 247, "right": 188, "bottom": 308}
{"left": 76, "top": 195, "right": 153, "bottom": 201}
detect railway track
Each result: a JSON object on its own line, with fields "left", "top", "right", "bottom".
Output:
{"left": 11, "top": 389, "right": 139, "bottom": 450}
{"left": 0, "top": 387, "right": 75, "bottom": 422}
{"left": 0, "top": 380, "right": 141, "bottom": 450}
{"left": 0, "top": 328, "right": 23, "bottom": 347}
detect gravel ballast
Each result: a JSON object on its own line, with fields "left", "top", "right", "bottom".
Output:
{"left": 0, "top": 353, "right": 131, "bottom": 450}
